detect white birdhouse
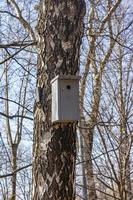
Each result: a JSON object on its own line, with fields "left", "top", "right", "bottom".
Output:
{"left": 51, "top": 75, "right": 80, "bottom": 122}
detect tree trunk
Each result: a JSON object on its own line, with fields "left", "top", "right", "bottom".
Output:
{"left": 84, "top": 128, "right": 97, "bottom": 200}
{"left": 84, "top": 73, "right": 102, "bottom": 200}
{"left": 118, "top": 51, "right": 132, "bottom": 200}
{"left": 10, "top": 144, "right": 18, "bottom": 200}
{"left": 79, "top": 133, "right": 88, "bottom": 200}
{"left": 32, "top": 0, "right": 85, "bottom": 199}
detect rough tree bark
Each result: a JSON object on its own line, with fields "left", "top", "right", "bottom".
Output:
{"left": 32, "top": 0, "right": 85, "bottom": 200}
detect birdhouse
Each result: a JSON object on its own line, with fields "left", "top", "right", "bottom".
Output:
{"left": 51, "top": 75, "right": 80, "bottom": 122}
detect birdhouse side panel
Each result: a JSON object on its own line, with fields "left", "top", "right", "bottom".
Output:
{"left": 51, "top": 79, "right": 59, "bottom": 122}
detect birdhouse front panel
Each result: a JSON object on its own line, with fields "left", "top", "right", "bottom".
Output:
{"left": 59, "top": 79, "right": 79, "bottom": 121}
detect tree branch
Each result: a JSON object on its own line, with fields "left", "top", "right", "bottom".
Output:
{"left": 0, "top": 112, "right": 33, "bottom": 121}
{"left": 0, "top": 164, "right": 32, "bottom": 179}
{"left": 0, "top": 97, "right": 33, "bottom": 113}
{"left": 0, "top": 41, "right": 36, "bottom": 48}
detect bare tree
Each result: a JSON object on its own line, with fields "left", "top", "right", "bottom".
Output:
{"left": 88, "top": 4, "right": 133, "bottom": 199}
{"left": 32, "top": 0, "right": 85, "bottom": 199}
{"left": 79, "top": 0, "right": 133, "bottom": 199}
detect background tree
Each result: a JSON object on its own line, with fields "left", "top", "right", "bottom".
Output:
{"left": 0, "top": 1, "right": 36, "bottom": 199}
{"left": 79, "top": 0, "right": 133, "bottom": 199}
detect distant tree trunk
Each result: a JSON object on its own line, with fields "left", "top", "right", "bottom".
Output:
{"left": 32, "top": 0, "right": 85, "bottom": 199}
{"left": 5, "top": 62, "right": 18, "bottom": 200}
{"left": 84, "top": 74, "right": 101, "bottom": 200}
{"left": 11, "top": 144, "right": 18, "bottom": 200}
{"left": 78, "top": 117, "right": 88, "bottom": 200}
{"left": 118, "top": 47, "right": 132, "bottom": 200}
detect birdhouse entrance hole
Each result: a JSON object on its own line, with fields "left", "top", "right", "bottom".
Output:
{"left": 66, "top": 85, "right": 71, "bottom": 89}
